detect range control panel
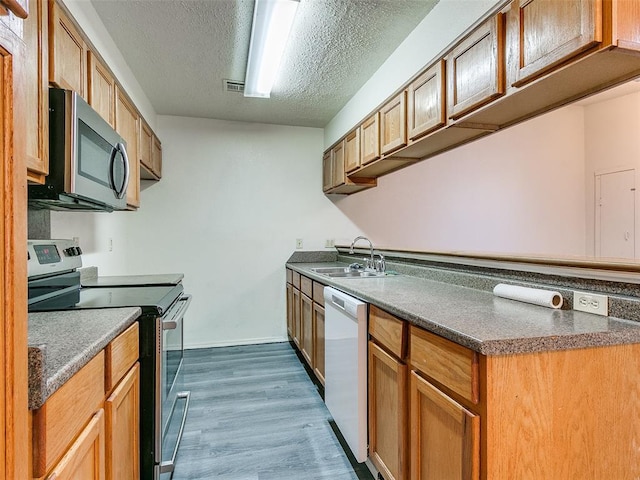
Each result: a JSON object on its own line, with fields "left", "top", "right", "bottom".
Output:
{"left": 28, "top": 239, "right": 83, "bottom": 279}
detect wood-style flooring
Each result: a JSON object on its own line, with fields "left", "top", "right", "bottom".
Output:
{"left": 172, "top": 342, "right": 374, "bottom": 480}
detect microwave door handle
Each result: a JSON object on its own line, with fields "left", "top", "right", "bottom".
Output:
{"left": 112, "top": 142, "right": 130, "bottom": 199}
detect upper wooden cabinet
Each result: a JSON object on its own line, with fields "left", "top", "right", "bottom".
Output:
{"left": 88, "top": 50, "right": 116, "bottom": 127}
{"left": 344, "top": 128, "right": 361, "bottom": 173}
{"left": 48, "top": 0, "right": 87, "bottom": 99}
{"left": 115, "top": 87, "right": 140, "bottom": 209}
{"left": 151, "top": 135, "right": 162, "bottom": 178}
{"left": 360, "top": 112, "right": 380, "bottom": 165}
{"left": 407, "top": 60, "right": 446, "bottom": 141}
{"left": 447, "top": 14, "right": 505, "bottom": 120}
{"left": 380, "top": 91, "right": 407, "bottom": 155}
{"left": 25, "top": 0, "right": 49, "bottom": 184}
{"left": 511, "top": 0, "right": 601, "bottom": 87}
{"left": 139, "top": 118, "right": 154, "bottom": 178}
{"left": 331, "top": 140, "right": 346, "bottom": 188}
{"left": 322, "top": 151, "right": 333, "bottom": 192}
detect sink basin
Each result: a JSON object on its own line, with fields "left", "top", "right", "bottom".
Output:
{"left": 311, "top": 266, "right": 387, "bottom": 278}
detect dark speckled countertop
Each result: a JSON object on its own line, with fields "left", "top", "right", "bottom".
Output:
{"left": 28, "top": 307, "right": 141, "bottom": 410}
{"left": 287, "top": 261, "right": 640, "bottom": 356}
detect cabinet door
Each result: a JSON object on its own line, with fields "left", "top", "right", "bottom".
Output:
{"left": 512, "top": 0, "right": 601, "bottom": 87}
{"left": 322, "top": 151, "right": 333, "bottom": 192}
{"left": 380, "top": 91, "right": 407, "bottom": 155}
{"left": 46, "top": 409, "right": 106, "bottom": 480}
{"left": 313, "top": 303, "right": 325, "bottom": 385}
{"left": 344, "top": 128, "right": 361, "bottom": 173}
{"left": 447, "top": 14, "right": 504, "bottom": 120}
{"left": 360, "top": 112, "right": 380, "bottom": 166}
{"left": 115, "top": 87, "right": 140, "bottom": 208}
{"left": 151, "top": 135, "right": 162, "bottom": 178}
{"left": 286, "top": 283, "right": 294, "bottom": 338}
{"left": 139, "top": 119, "right": 153, "bottom": 173}
{"left": 48, "top": 0, "right": 87, "bottom": 99}
{"left": 25, "top": 0, "right": 49, "bottom": 184}
{"left": 369, "top": 342, "right": 408, "bottom": 480}
{"left": 88, "top": 51, "right": 115, "bottom": 128}
{"left": 410, "top": 371, "right": 479, "bottom": 480}
{"left": 331, "top": 140, "right": 346, "bottom": 188}
{"left": 301, "top": 294, "right": 314, "bottom": 367}
{"left": 105, "top": 363, "right": 140, "bottom": 480}
{"left": 407, "top": 60, "right": 445, "bottom": 141}
{"left": 292, "top": 287, "right": 301, "bottom": 348}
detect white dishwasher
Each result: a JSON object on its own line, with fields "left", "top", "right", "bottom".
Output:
{"left": 324, "top": 286, "right": 368, "bottom": 463}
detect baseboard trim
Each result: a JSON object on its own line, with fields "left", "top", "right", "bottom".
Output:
{"left": 184, "top": 336, "right": 287, "bottom": 350}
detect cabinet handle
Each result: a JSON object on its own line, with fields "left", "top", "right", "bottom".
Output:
{"left": 0, "top": 0, "right": 28, "bottom": 19}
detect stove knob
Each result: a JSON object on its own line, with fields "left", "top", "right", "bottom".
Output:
{"left": 64, "top": 247, "right": 74, "bottom": 256}
{"left": 75, "top": 246, "right": 83, "bottom": 255}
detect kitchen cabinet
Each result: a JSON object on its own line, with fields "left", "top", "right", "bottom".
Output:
{"left": 115, "top": 86, "right": 140, "bottom": 209}
{"left": 446, "top": 14, "right": 504, "bottom": 120}
{"left": 360, "top": 112, "right": 380, "bottom": 166}
{"left": 46, "top": 409, "right": 106, "bottom": 480}
{"left": 344, "top": 128, "right": 361, "bottom": 173}
{"left": 301, "top": 293, "right": 313, "bottom": 366}
{"left": 31, "top": 324, "right": 140, "bottom": 480}
{"left": 368, "top": 305, "right": 408, "bottom": 480}
{"left": 407, "top": 60, "right": 446, "bottom": 141}
{"left": 139, "top": 118, "right": 157, "bottom": 180}
{"left": 380, "top": 91, "right": 407, "bottom": 155}
{"left": 88, "top": 50, "right": 116, "bottom": 128}
{"left": 410, "top": 371, "right": 479, "bottom": 480}
{"left": 48, "top": 0, "right": 87, "bottom": 99}
{"left": 322, "top": 151, "right": 332, "bottom": 192}
{"left": 285, "top": 269, "right": 326, "bottom": 385}
{"left": 151, "top": 134, "right": 162, "bottom": 178}
{"left": 105, "top": 363, "right": 140, "bottom": 480}
{"left": 331, "top": 140, "right": 346, "bottom": 188}
{"left": 25, "top": 0, "right": 49, "bottom": 184}
{"left": 325, "top": 140, "right": 376, "bottom": 194}
{"left": 511, "top": 0, "right": 601, "bottom": 87}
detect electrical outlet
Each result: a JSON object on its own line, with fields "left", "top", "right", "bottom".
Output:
{"left": 296, "top": 238, "right": 303, "bottom": 249}
{"left": 108, "top": 237, "right": 113, "bottom": 252}
{"left": 325, "top": 238, "right": 335, "bottom": 248}
{"left": 73, "top": 236, "right": 80, "bottom": 245}
{"left": 573, "top": 291, "right": 608, "bottom": 316}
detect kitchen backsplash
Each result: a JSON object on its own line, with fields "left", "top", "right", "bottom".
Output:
{"left": 28, "top": 209, "right": 51, "bottom": 239}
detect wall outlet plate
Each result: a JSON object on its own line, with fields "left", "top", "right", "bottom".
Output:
{"left": 325, "top": 239, "right": 335, "bottom": 248}
{"left": 573, "top": 291, "right": 609, "bottom": 316}
{"left": 295, "top": 238, "right": 303, "bottom": 249}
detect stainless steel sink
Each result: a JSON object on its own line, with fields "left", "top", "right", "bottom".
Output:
{"left": 311, "top": 266, "right": 387, "bottom": 278}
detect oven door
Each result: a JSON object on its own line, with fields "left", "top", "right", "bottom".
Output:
{"left": 158, "top": 294, "right": 191, "bottom": 478}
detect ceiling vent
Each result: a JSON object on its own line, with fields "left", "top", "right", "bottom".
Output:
{"left": 223, "top": 79, "right": 245, "bottom": 93}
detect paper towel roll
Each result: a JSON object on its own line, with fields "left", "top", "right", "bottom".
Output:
{"left": 493, "top": 283, "right": 563, "bottom": 309}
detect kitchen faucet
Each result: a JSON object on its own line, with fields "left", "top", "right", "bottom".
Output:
{"left": 349, "top": 236, "right": 385, "bottom": 272}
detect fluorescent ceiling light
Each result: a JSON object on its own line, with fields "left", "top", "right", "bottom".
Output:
{"left": 244, "top": 0, "right": 300, "bottom": 98}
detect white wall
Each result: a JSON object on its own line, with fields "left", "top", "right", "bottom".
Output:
{"left": 324, "top": 0, "right": 504, "bottom": 147}
{"left": 52, "top": 117, "right": 362, "bottom": 348}
{"left": 584, "top": 91, "right": 640, "bottom": 257}
{"left": 331, "top": 105, "right": 588, "bottom": 257}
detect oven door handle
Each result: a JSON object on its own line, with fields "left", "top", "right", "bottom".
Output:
{"left": 162, "top": 294, "right": 192, "bottom": 330}
{"left": 159, "top": 391, "right": 191, "bottom": 474}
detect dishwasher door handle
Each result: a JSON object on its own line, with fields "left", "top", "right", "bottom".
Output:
{"left": 330, "top": 295, "right": 347, "bottom": 311}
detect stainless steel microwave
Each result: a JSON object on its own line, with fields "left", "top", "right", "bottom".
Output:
{"left": 28, "top": 88, "right": 130, "bottom": 212}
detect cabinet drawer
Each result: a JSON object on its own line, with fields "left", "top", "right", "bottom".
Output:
{"left": 286, "top": 268, "right": 292, "bottom": 284}
{"left": 369, "top": 305, "right": 406, "bottom": 359}
{"left": 32, "top": 351, "right": 106, "bottom": 477}
{"left": 409, "top": 326, "right": 479, "bottom": 404}
{"left": 292, "top": 271, "right": 301, "bottom": 289}
{"left": 105, "top": 323, "right": 139, "bottom": 392}
{"left": 312, "top": 281, "right": 325, "bottom": 305}
{"left": 300, "top": 275, "right": 313, "bottom": 298}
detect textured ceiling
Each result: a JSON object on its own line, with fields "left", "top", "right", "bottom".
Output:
{"left": 90, "top": 0, "right": 439, "bottom": 127}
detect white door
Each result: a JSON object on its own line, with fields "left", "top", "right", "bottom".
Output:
{"left": 595, "top": 169, "right": 635, "bottom": 259}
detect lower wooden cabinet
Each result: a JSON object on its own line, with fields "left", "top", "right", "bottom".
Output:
{"left": 368, "top": 341, "right": 408, "bottom": 480}
{"left": 105, "top": 363, "right": 140, "bottom": 480}
{"left": 46, "top": 409, "right": 106, "bottom": 480}
{"left": 286, "top": 269, "right": 326, "bottom": 385}
{"left": 313, "top": 302, "right": 325, "bottom": 385}
{"left": 410, "top": 371, "right": 479, "bottom": 480}
{"left": 31, "top": 325, "right": 140, "bottom": 480}
{"left": 301, "top": 293, "right": 314, "bottom": 365}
